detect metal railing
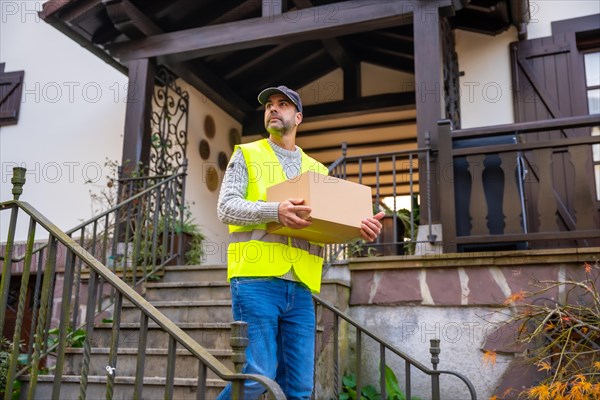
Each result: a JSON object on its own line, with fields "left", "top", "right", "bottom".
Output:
{"left": 313, "top": 295, "right": 477, "bottom": 400}
{"left": 0, "top": 167, "right": 285, "bottom": 399}
{"left": 324, "top": 143, "right": 430, "bottom": 272}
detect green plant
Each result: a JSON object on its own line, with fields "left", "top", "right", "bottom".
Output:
{"left": 47, "top": 326, "right": 87, "bottom": 349}
{"left": 340, "top": 365, "right": 422, "bottom": 400}
{"left": 0, "top": 337, "right": 23, "bottom": 399}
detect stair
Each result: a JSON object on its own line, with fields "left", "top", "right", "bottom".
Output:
{"left": 22, "top": 265, "right": 234, "bottom": 400}
{"left": 20, "top": 264, "right": 351, "bottom": 399}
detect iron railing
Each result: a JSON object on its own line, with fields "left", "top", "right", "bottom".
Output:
{"left": 313, "top": 295, "right": 477, "bottom": 400}
{"left": 324, "top": 143, "right": 430, "bottom": 272}
{"left": 437, "top": 114, "right": 600, "bottom": 253}
{"left": 0, "top": 167, "right": 285, "bottom": 399}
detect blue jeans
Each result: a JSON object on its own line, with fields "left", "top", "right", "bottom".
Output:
{"left": 216, "top": 277, "right": 315, "bottom": 400}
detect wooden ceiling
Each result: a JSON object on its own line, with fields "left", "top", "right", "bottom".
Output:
{"left": 40, "top": 0, "right": 527, "bottom": 129}
{"left": 40, "top": 0, "right": 527, "bottom": 189}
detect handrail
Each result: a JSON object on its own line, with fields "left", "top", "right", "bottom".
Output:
{"left": 313, "top": 294, "right": 477, "bottom": 399}
{"left": 451, "top": 113, "right": 600, "bottom": 139}
{"left": 1, "top": 172, "right": 185, "bottom": 264}
{"left": 1, "top": 196, "right": 285, "bottom": 399}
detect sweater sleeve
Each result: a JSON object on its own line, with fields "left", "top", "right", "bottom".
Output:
{"left": 217, "top": 148, "right": 281, "bottom": 226}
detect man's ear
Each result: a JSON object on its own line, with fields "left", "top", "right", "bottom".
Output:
{"left": 295, "top": 112, "right": 303, "bottom": 126}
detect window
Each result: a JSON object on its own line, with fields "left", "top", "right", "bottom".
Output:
{"left": 584, "top": 52, "right": 600, "bottom": 200}
{"left": 0, "top": 63, "right": 25, "bottom": 127}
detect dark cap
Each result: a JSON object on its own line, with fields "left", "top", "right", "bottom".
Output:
{"left": 257, "top": 85, "right": 303, "bottom": 113}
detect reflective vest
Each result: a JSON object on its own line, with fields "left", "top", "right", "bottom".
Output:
{"left": 227, "top": 139, "right": 329, "bottom": 292}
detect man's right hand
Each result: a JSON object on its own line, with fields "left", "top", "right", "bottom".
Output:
{"left": 278, "top": 198, "right": 312, "bottom": 229}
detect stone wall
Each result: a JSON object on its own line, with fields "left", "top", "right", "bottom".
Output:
{"left": 344, "top": 248, "right": 599, "bottom": 399}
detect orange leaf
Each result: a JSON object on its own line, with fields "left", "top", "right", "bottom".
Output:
{"left": 483, "top": 350, "right": 497, "bottom": 366}
{"left": 536, "top": 360, "right": 552, "bottom": 372}
{"left": 504, "top": 291, "right": 526, "bottom": 305}
{"left": 585, "top": 262, "right": 592, "bottom": 273}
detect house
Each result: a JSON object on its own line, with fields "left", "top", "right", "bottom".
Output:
{"left": 1, "top": 0, "right": 599, "bottom": 398}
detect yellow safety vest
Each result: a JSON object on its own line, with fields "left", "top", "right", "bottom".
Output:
{"left": 227, "top": 139, "right": 329, "bottom": 292}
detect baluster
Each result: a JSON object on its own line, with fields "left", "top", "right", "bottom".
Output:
{"left": 51, "top": 249, "right": 76, "bottom": 398}
{"left": 379, "top": 345, "right": 386, "bottom": 400}
{"left": 78, "top": 270, "right": 100, "bottom": 399}
{"left": 430, "top": 339, "right": 441, "bottom": 400}
{"left": 356, "top": 329, "right": 362, "bottom": 400}
{"left": 133, "top": 313, "right": 149, "bottom": 399}
{"left": 27, "top": 237, "right": 58, "bottom": 399}
{"left": 197, "top": 360, "right": 208, "bottom": 400}
{"left": 499, "top": 152, "right": 524, "bottom": 234}
{"left": 105, "top": 292, "right": 123, "bottom": 400}
{"left": 534, "top": 148, "right": 557, "bottom": 232}
{"left": 230, "top": 321, "right": 249, "bottom": 400}
{"left": 466, "top": 155, "right": 487, "bottom": 236}
{"left": 165, "top": 336, "right": 177, "bottom": 400}
{"left": 405, "top": 359, "right": 411, "bottom": 400}
{"left": 5, "top": 218, "right": 36, "bottom": 397}
{"left": 333, "top": 315, "right": 339, "bottom": 400}
{"left": 569, "top": 145, "right": 596, "bottom": 230}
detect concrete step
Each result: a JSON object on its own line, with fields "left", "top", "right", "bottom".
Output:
{"left": 162, "top": 264, "right": 228, "bottom": 282}
{"left": 143, "top": 281, "right": 231, "bottom": 301}
{"left": 90, "top": 322, "right": 232, "bottom": 349}
{"left": 20, "top": 375, "right": 225, "bottom": 400}
{"left": 62, "top": 347, "right": 233, "bottom": 380}
{"left": 121, "top": 300, "right": 232, "bottom": 323}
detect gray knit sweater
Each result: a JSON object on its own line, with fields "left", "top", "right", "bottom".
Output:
{"left": 217, "top": 139, "right": 302, "bottom": 226}
{"left": 217, "top": 139, "right": 304, "bottom": 281}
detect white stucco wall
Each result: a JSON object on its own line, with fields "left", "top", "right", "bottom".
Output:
{"left": 0, "top": 1, "right": 126, "bottom": 240}
{"left": 527, "top": 0, "right": 600, "bottom": 40}
{"left": 177, "top": 80, "right": 240, "bottom": 266}
{"left": 455, "top": 28, "right": 518, "bottom": 129}
{"left": 456, "top": 1, "right": 600, "bottom": 129}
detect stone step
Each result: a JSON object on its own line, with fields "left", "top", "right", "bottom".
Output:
{"left": 121, "top": 300, "right": 232, "bottom": 323}
{"left": 143, "top": 281, "right": 231, "bottom": 301}
{"left": 20, "top": 375, "right": 225, "bottom": 400}
{"left": 162, "top": 264, "right": 228, "bottom": 282}
{"left": 90, "top": 322, "right": 232, "bottom": 350}
{"left": 62, "top": 347, "right": 233, "bottom": 380}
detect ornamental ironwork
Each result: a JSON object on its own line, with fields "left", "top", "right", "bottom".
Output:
{"left": 150, "top": 67, "right": 189, "bottom": 176}
{"left": 442, "top": 18, "right": 461, "bottom": 129}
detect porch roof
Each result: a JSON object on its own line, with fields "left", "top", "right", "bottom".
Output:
{"left": 40, "top": 0, "right": 529, "bottom": 132}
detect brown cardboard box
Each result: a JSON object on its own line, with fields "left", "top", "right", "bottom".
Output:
{"left": 266, "top": 171, "right": 373, "bottom": 243}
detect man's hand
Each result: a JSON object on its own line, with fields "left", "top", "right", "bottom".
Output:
{"left": 278, "top": 198, "right": 313, "bottom": 229}
{"left": 359, "top": 211, "right": 385, "bottom": 242}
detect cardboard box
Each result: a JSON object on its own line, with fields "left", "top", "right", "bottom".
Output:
{"left": 266, "top": 171, "right": 373, "bottom": 243}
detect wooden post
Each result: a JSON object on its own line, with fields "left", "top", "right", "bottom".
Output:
{"left": 437, "top": 120, "right": 457, "bottom": 252}
{"left": 121, "top": 58, "right": 155, "bottom": 176}
{"left": 413, "top": 2, "right": 443, "bottom": 226}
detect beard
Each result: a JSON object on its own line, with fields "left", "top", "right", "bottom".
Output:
{"left": 265, "top": 115, "right": 294, "bottom": 137}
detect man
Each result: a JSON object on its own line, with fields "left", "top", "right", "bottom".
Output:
{"left": 216, "top": 85, "right": 384, "bottom": 399}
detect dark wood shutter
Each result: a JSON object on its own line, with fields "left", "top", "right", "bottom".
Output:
{"left": 510, "top": 15, "right": 600, "bottom": 247}
{"left": 0, "top": 63, "right": 25, "bottom": 127}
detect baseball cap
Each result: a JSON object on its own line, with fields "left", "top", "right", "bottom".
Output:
{"left": 257, "top": 85, "right": 303, "bottom": 113}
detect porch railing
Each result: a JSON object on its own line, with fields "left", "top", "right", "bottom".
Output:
{"left": 0, "top": 167, "right": 285, "bottom": 399}
{"left": 324, "top": 143, "right": 431, "bottom": 271}
{"left": 437, "top": 114, "right": 600, "bottom": 252}
{"left": 313, "top": 295, "right": 477, "bottom": 400}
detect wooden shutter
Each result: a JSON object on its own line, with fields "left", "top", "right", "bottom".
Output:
{"left": 510, "top": 15, "right": 600, "bottom": 247}
{"left": 0, "top": 63, "right": 25, "bottom": 127}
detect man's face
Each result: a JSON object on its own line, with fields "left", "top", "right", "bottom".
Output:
{"left": 263, "top": 93, "right": 302, "bottom": 137}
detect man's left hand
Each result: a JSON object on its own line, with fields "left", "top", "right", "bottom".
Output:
{"left": 359, "top": 211, "right": 385, "bottom": 242}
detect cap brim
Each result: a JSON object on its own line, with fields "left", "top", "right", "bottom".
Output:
{"left": 257, "top": 87, "right": 286, "bottom": 105}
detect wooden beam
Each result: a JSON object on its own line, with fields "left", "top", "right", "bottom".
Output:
{"left": 122, "top": 58, "right": 155, "bottom": 175}
{"left": 107, "top": 0, "right": 442, "bottom": 63}
{"left": 103, "top": 0, "right": 253, "bottom": 121}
